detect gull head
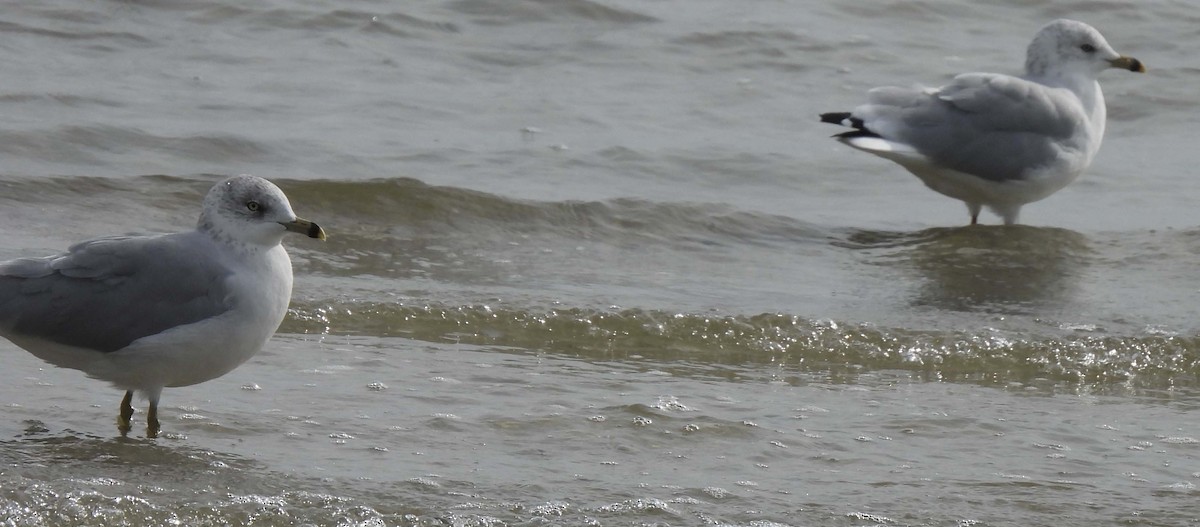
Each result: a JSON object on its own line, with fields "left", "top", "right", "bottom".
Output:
{"left": 1024, "top": 19, "right": 1145, "bottom": 80}
{"left": 198, "top": 175, "right": 326, "bottom": 247}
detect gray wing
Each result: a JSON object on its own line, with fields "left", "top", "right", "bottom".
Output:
{"left": 0, "top": 231, "right": 234, "bottom": 353}
{"left": 854, "top": 73, "right": 1088, "bottom": 181}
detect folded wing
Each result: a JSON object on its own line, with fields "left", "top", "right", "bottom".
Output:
{"left": 0, "top": 232, "right": 234, "bottom": 353}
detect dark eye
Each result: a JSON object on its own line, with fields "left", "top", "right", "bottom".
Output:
{"left": 246, "top": 200, "right": 261, "bottom": 212}
{"left": 1080, "top": 43, "right": 1096, "bottom": 53}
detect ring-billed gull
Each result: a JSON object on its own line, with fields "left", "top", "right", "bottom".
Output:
{"left": 820, "top": 19, "right": 1145, "bottom": 225}
{"left": 0, "top": 175, "right": 326, "bottom": 437}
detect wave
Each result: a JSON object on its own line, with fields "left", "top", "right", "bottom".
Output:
{"left": 0, "top": 19, "right": 152, "bottom": 46}
{"left": 6, "top": 174, "right": 1198, "bottom": 385}
{"left": 0, "top": 127, "right": 273, "bottom": 171}
{"left": 0, "top": 175, "right": 821, "bottom": 237}
{"left": 277, "top": 176, "right": 830, "bottom": 246}
{"left": 446, "top": 0, "right": 657, "bottom": 25}
{"left": 285, "top": 301, "right": 1200, "bottom": 389}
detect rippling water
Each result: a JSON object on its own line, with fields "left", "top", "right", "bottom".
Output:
{"left": 2, "top": 1, "right": 1200, "bottom": 526}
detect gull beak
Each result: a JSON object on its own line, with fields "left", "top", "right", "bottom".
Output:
{"left": 281, "top": 217, "right": 327, "bottom": 240}
{"left": 1110, "top": 55, "right": 1146, "bottom": 73}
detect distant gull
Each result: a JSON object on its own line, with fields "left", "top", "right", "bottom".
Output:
{"left": 820, "top": 19, "right": 1145, "bottom": 225}
{"left": 0, "top": 175, "right": 326, "bottom": 437}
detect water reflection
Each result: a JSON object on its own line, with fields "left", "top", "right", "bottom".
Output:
{"left": 0, "top": 421, "right": 261, "bottom": 471}
{"left": 843, "top": 226, "right": 1092, "bottom": 314}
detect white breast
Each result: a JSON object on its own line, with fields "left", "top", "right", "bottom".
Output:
{"left": 81, "top": 245, "right": 295, "bottom": 391}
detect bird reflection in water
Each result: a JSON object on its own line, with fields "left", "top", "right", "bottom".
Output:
{"left": 842, "top": 226, "right": 1091, "bottom": 314}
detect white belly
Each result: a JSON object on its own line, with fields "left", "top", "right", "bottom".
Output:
{"left": 19, "top": 246, "right": 295, "bottom": 392}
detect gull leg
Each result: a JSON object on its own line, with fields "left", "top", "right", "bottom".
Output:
{"left": 1001, "top": 210, "right": 1019, "bottom": 226}
{"left": 146, "top": 393, "right": 161, "bottom": 438}
{"left": 141, "top": 387, "right": 164, "bottom": 438}
{"left": 118, "top": 391, "right": 134, "bottom": 436}
{"left": 967, "top": 203, "right": 982, "bottom": 226}
{"left": 988, "top": 203, "right": 1020, "bottom": 225}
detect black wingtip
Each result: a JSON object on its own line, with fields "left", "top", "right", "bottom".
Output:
{"left": 819, "top": 112, "right": 851, "bottom": 124}
{"left": 819, "top": 112, "right": 865, "bottom": 130}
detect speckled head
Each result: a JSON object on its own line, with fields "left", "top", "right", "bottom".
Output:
{"left": 1025, "top": 19, "right": 1145, "bottom": 79}
{"left": 197, "top": 175, "right": 326, "bottom": 246}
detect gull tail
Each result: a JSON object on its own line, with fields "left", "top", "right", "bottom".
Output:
{"left": 818, "top": 112, "right": 918, "bottom": 157}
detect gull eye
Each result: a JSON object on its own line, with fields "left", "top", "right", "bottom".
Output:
{"left": 246, "top": 200, "right": 261, "bottom": 212}
{"left": 1080, "top": 43, "right": 1096, "bottom": 53}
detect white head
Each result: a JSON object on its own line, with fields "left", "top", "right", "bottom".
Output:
{"left": 197, "top": 175, "right": 326, "bottom": 247}
{"left": 1024, "top": 19, "right": 1144, "bottom": 79}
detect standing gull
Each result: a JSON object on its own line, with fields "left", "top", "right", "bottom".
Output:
{"left": 0, "top": 175, "right": 326, "bottom": 437}
{"left": 820, "top": 19, "right": 1145, "bottom": 225}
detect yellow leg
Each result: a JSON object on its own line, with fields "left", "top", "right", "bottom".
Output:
{"left": 118, "top": 391, "right": 134, "bottom": 436}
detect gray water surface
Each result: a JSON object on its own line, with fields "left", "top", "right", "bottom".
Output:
{"left": 2, "top": 1, "right": 1199, "bottom": 525}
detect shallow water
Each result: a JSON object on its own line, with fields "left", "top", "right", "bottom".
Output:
{"left": 2, "top": 1, "right": 1200, "bottom": 526}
